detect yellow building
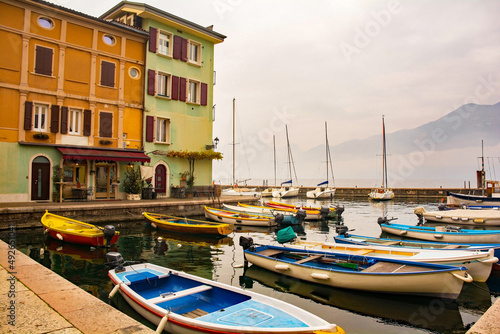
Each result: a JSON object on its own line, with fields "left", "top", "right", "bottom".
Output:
{"left": 0, "top": 0, "right": 149, "bottom": 202}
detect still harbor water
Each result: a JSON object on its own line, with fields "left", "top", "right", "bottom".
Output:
{"left": 3, "top": 197, "right": 499, "bottom": 334}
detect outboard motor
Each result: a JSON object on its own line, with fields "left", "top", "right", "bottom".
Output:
{"left": 239, "top": 236, "right": 255, "bottom": 251}
{"left": 105, "top": 252, "right": 125, "bottom": 271}
{"left": 319, "top": 206, "right": 330, "bottom": 221}
{"left": 335, "top": 225, "right": 349, "bottom": 237}
{"left": 103, "top": 225, "right": 116, "bottom": 247}
{"left": 273, "top": 212, "right": 285, "bottom": 227}
{"left": 295, "top": 209, "right": 307, "bottom": 225}
{"left": 377, "top": 217, "right": 389, "bottom": 226}
{"left": 335, "top": 205, "right": 345, "bottom": 218}
{"left": 437, "top": 203, "right": 447, "bottom": 211}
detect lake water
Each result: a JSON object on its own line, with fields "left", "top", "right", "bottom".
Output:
{"left": 2, "top": 197, "right": 498, "bottom": 334}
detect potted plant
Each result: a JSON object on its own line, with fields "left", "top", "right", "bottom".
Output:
{"left": 123, "top": 167, "right": 142, "bottom": 200}
{"left": 34, "top": 133, "right": 49, "bottom": 139}
{"left": 186, "top": 173, "right": 195, "bottom": 197}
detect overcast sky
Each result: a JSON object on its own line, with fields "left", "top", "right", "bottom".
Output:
{"left": 46, "top": 0, "right": 500, "bottom": 185}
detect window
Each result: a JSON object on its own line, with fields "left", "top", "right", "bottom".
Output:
{"left": 37, "top": 17, "right": 54, "bottom": 29}
{"left": 188, "top": 40, "right": 201, "bottom": 65}
{"left": 68, "top": 108, "right": 82, "bottom": 135}
{"left": 103, "top": 35, "right": 115, "bottom": 46}
{"left": 187, "top": 79, "right": 200, "bottom": 104}
{"left": 129, "top": 67, "right": 140, "bottom": 79}
{"left": 34, "top": 103, "right": 48, "bottom": 132}
{"left": 157, "top": 72, "right": 171, "bottom": 97}
{"left": 99, "top": 112, "right": 113, "bottom": 138}
{"left": 158, "top": 32, "right": 172, "bottom": 56}
{"left": 35, "top": 45, "right": 53, "bottom": 76}
{"left": 100, "top": 61, "right": 115, "bottom": 87}
{"left": 156, "top": 117, "right": 170, "bottom": 143}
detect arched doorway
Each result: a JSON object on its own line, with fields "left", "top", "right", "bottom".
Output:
{"left": 31, "top": 156, "right": 50, "bottom": 201}
{"left": 155, "top": 164, "right": 167, "bottom": 196}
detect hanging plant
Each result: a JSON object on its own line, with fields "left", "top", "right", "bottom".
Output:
{"left": 33, "top": 133, "right": 49, "bottom": 139}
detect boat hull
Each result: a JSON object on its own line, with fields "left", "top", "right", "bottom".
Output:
{"left": 416, "top": 207, "right": 500, "bottom": 226}
{"left": 244, "top": 246, "right": 469, "bottom": 299}
{"left": 204, "top": 207, "right": 276, "bottom": 227}
{"left": 306, "top": 188, "right": 336, "bottom": 199}
{"left": 109, "top": 263, "right": 342, "bottom": 334}
{"left": 273, "top": 187, "right": 299, "bottom": 198}
{"left": 143, "top": 212, "right": 232, "bottom": 236}
{"left": 369, "top": 189, "right": 395, "bottom": 200}
{"left": 447, "top": 191, "right": 500, "bottom": 206}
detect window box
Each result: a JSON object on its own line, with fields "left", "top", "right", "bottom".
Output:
{"left": 33, "top": 133, "right": 49, "bottom": 139}
{"left": 99, "top": 139, "right": 112, "bottom": 145}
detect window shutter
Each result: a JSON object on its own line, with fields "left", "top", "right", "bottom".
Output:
{"left": 179, "top": 77, "right": 186, "bottom": 102}
{"left": 201, "top": 83, "right": 208, "bottom": 106}
{"left": 149, "top": 27, "right": 157, "bottom": 53}
{"left": 60, "top": 106, "right": 68, "bottom": 134}
{"left": 83, "top": 109, "right": 91, "bottom": 136}
{"left": 173, "top": 36, "right": 182, "bottom": 60}
{"left": 101, "top": 61, "right": 115, "bottom": 87}
{"left": 181, "top": 38, "right": 187, "bottom": 62}
{"left": 146, "top": 116, "right": 154, "bottom": 142}
{"left": 99, "top": 112, "right": 113, "bottom": 138}
{"left": 35, "top": 46, "right": 53, "bottom": 76}
{"left": 171, "top": 76, "right": 179, "bottom": 100}
{"left": 24, "top": 101, "right": 33, "bottom": 130}
{"left": 147, "top": 69, "right": 156, "bottom": 96}
{"left": 50, "top": 105, "right": 59, "bottom": 133}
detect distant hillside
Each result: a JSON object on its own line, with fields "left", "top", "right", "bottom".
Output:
{"left": 307, "top": 101, "right": 500, "bottom": 161}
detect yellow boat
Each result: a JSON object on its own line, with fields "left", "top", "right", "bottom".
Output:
{"left": 143, "top": 212, "right": 232, "bottom": 236}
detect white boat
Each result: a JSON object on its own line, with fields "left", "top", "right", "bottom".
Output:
{"left": 307, "top": 122, "right": 336, "bottom": 199}
{"left": 241, "top": 243, "right": 472, "bottom": 299}
{"left": 107, "top": 254, "right": 344, "bottom": 334}
{"left": 222, "top": 187, "right": 261, "bottom": 197}
{"left": 273, "top": 125, "right": 299, "bottom": 198}
{"left": 261, "top": 188, "right": 277, "bottom": 197}
{"left": 378, "top": 219, "right": 500, "bottom": 244}
{"left": 278, "top": 234, "right": 497, "bottom": 282}
{"left": 204, "top": 206, "right": 277, "bottom": 227}
{"left": 447, "top": 181, "right": 500, "bottom": 207}
{"left": 369, "top": 116, "right": 394, "bottom": 201}
{"left": 415, "top": 206, "right": 500, "bottom": 226}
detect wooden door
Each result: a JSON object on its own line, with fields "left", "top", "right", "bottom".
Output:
{"left": 31, "top": 158, "right": 50, "bottom": 201}
{"left": 155, "top": 165, "right": 166, "bottom": 195}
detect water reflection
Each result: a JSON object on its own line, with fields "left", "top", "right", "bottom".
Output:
{"left": 244, "top": 264, "right": 465, "bottom": 333}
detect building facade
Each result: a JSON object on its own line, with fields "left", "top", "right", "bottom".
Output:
{"left": 101, "top": 2, "right": 225, "bottom": 197}
{"left": 0, "top": 0, "right": 149, "bottom": 202}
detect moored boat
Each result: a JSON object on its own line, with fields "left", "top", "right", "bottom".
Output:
{"left": 265, "top": 200, "right": 341, "bottom": 219}
{"left": 307, "top": 122, "right": 336, "bottom": 199}
{"left": 239, "top": 202, "right": 329, "bottom": 221}
{"left": 241, "top": 241, "right": 472, "bottom": 299}
{"left": 41, "top": 210, "right": 119, "bottom": 247}
{"left": 204, "top": 206, "right": 277, "bottom": 227}
{"left": 378, "top": 218, "right": 500, "bottom": 244}
{"left": 107, "top": 253, "right": 344, "bottom": 334}
{"left": 415, "top": 206, "right": 500, "bottom": 226}
{"left": 368, "top": 116, "right": 395, "bottom": 201}
{"left": 143, "top": 212, "right": 232, "bottom": 236}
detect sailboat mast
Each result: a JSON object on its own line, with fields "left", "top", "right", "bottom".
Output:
{"left": 232, "top": 98, "right": 235, "bottom": 186}
{"left": 325, "top": 122, "right": 329, "bottom": 184}
{"left": 273, "top": 135, "right": 277, "bottom": 187}
{"left": 382, "top": 115, "right": 387, "bottom": 190}
{"left": 286, "top": 125, "right": 292, "bottom": 183}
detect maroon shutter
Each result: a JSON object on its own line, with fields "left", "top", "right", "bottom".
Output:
{"left": 149, "top": 27, "right": 157, "bottom": 53}
{"left": 146, "top": 116, "right": 154, "bottom": 142}
{"left": 101, "top": 61, "right": 115, "bottom": 87}
{"left": 99, "top": 112, "right": 113, "bottom": 138}
{"left": 171, "top": 76, "right": 179, "bottom": 100}
{"left": 60, "top": 106, "right": 68, "bottom": 134}
{"left": 35, "top": 46, "right": 53, "bottom": 76}
{"left": 181, "top": 38, "right": 187, "bottom": 62}
{"left": 50, "top": 105, "right": 59, "bottom": 133}
{"left": 83, "top": 109, "right": 91, "bottom": 136}
{"left": 201, "top": 83, "right": 208, "bottom": 106}
{"left": 179, "top": 77, "right": 186, "bottom": 102}
{"left": 24, "top": 101, "right": 33, "bottom": 130}
{"left": 173, "top": 36, "right": 182, "bottom": 60}
{"left": 147, "top": 69, "right": 155, "bottom": 95}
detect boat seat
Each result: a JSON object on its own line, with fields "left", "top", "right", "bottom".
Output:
{"left": 381, "top": 241, "right": 400, "bottom": 245}
{"left": 148, "top": 285, "right": 212, "bottom": 304}
{"left": 295, "top": 254, "right": 323, "bottom": 264}
{"left": 353, "top": 249, "right": 374, "bottom": 256}
{"left": 258, "top": 249, "right": 284, "bottom": 257}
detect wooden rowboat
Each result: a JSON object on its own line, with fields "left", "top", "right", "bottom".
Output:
{"left": 143, "top": 212, "right": 232, "bottom": 236}
{"left": 414, "top": 206, "right": 500, "bottom": 226}
{"left": 41, "top": 210, "right": 119, "bottom": 247}
{"left": 265, "top": 201, "right": 341, "bottom": 219}
{"left": 204, "top": 206, "right": 277, "bottom": 227}
{"left": 107, "top": 255, "right": 344, "bottom": 334}
{"left": 378, "top": 219, "right": 500, "bottom": 244}
{"left": 242, "top": 243, "right": 472, "bottom": 299}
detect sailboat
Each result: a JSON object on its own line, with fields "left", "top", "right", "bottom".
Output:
{"left": 369, "top": 116, "right": 395, "bottom": 201}
{"left": 222, "top": 98, "right": 260, "bottom": 197}
{"left": 272, "top": 125, "right": 299, "bottom": 198}
{"left": 261, "top": 135, "right": 278, "bottom": 197}
{"left": 307, "top": 122, "right": 336, "bottom": 199}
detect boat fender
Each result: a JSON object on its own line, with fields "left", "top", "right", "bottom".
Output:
{"left": 311, "top": 273, "right": 329, "bottom": 280}
{"left": 452, "top": 272, "right": 473, "bottom": 283}
{"left": 399, "top": 230, "right": 407, "bottom": 235}
{"left": 44, "top": 228, "right": 49, "bottom": 234}
{"left": 434, "top": 234, "right": 443, "bottom": 238}
{"left": 109, "top": 282, "right": 123, "bottom": 298}
{"left": 151, "top": 222, "right": 157, "bottom": 229}
{"left": 481, "top": 257, "right": 499, "bottom": 264}
{"left": 56, "top": 233, "right": 63, "bottom": 240}
{"left": 156, "top": 313, "right": 169, "bottom": 334}
{"left": 474, "top": 219, "right": 485, "bottom": 224}
{"left": 275, "top": 264, "right": 289, "bottom": 271}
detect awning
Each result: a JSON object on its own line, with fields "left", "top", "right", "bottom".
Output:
{"left": 57, "top": 147, "right": 150, "bottom": 163}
